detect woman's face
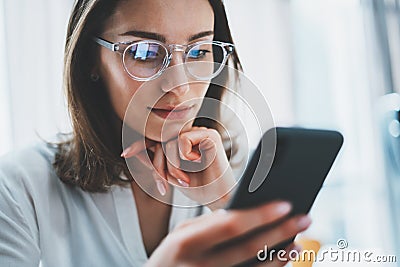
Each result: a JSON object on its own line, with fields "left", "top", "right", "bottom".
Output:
{"left": 98, "top": 0, "right": 214, "bottom": 142}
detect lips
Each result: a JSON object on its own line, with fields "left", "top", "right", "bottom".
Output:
{"left": 149, "top": 105, "right": 194, "bottom": 120}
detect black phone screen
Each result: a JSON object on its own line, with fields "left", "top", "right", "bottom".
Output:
{"left": 227, "top": 127, "right": 344, "bottom": 215}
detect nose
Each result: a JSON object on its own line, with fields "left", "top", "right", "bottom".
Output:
{"left": 160, "top": 51, "right": 190, "bottom": 96}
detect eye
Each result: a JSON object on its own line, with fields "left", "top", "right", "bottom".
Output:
{"left": 127, "top": 43, "right": 163, "bottom": 62}
{"left": 188, "top": 49, "right": 211, "bottom": 59}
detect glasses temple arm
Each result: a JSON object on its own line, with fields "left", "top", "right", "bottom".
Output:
{"left": 93, "top": 37, "right": 120, "bottom": 52}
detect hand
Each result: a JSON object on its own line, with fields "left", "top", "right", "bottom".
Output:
{"left": 122, "top": 127, "right": 235, "bottom": 209}
{"left": 145, "top": 201, "right": 311, "bottom": 267}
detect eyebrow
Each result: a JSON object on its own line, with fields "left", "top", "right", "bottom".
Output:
{"left": 119, "top": 30, "right": 214, "bottom": 43}
{"left": 188, "top": 30, "right": 214, "bottom": 42}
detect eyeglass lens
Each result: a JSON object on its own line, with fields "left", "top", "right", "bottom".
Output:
{"left": 122, "top": 41, "right": 227, "bottom": 80}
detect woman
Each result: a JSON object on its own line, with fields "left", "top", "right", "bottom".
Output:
{"left": 0, "top": 0, "right": 311, "bottom": 266}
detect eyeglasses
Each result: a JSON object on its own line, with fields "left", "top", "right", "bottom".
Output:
{"left": 93, "top": 37, "right": 234, "bottom": 81}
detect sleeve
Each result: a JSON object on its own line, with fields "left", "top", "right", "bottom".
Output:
{"left": 0, "top": 169, "right": 41, "bottom": 267}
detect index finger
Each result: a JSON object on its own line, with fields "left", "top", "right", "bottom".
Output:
{"left": 178, "top": 129, "right": 220, "bottom": 161}
{"left": 121, "top": 138, "right": 157, "bottom": 158}
{"left": 174, "top": 201, "right": 293, "bottom": 253}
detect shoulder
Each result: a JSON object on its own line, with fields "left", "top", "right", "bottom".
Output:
{"left": 0, "top": 138, "right": 69, "bottom": 203}
{"left": 0, "top": 141, "right": 61, "bottom": 265}
{"left": 0, "top": 138, "right": 79, "bottom": 234}
{"left": 0, "top": 140, "right": 57, "bottom": 183}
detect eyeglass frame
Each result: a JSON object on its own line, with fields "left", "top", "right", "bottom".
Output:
{"left": 93, "top": 37, "right": 235, "bottom": 82}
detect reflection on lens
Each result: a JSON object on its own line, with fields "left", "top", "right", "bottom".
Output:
{"left": 122, "top": 41, "right": 232, "bottom": 81}
{"left": 123, "top": 41, "right": 168, "bottom": 79}
{"left": 186, "top": 43, "right": 225, "bottom": 79}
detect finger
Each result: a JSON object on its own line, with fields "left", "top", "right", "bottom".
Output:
{"left": 153, "top": 143, "right": 169, "bottom": 196}
{"left": 165, "top": 140, "right": 191, "bottom": 185}
{"left": 153, "top": 144, "right": 167, "bottom": 180}
{"left": 198, "top": 138, "right": 217, "bottom": 153}
{"left": 121, "top": 138, "right": 157, "bottom": 158}
{"left": 165, "top": 158, "right": 190, "bottom": 187}
{"left": 208, "top": 215, "right": 311, "bottom": 267}
{"left": 166, "top": 172, "right": 188, "bottom": 188}
{"left": 194, "top": 127, "right": 221, "bottom": 154}
{"left": 179, "top": 129, "right": 221, "bottom": 161}
{"left": 172, "top": 202, "right": 293, "bottom": 256}
{"left": 190, "top": 126, "right": 209, "bottom": 131}
{"left": 178, "top": 134, "right": 201, "bottom": 161}
{"left": 173, "top": 210, "right": 216, "bottom": 231}
{"left": 135, "top": 150, "right": 154, "bottom": 170}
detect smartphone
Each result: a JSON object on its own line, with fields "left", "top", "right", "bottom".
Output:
{"left": 225, "top": 127, "right": 343, "bottom": 265}
{"left": 227, "top": 127, "right": 343, "bottom": 212}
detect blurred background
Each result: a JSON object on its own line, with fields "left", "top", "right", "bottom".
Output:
{"left": 0, "top": 0, "right": 399, "bottom": 266}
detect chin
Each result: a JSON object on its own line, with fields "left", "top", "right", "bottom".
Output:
{"left": 144, "top": 120, "right": 194, "bottom": 143}
{"left": 144, "top": 127, "right": 179, "bottom": 143}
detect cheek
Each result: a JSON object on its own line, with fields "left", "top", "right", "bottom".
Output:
{"left": 179, "top": 82, "right": 212, "bottom": 130}
{"left": 99, "top": 52, "right": 145, "bottom": 121}
{"left": 192, "top": 82, "right": 211, "bottom": 106}
{"left": 98, "top": 50, "right": 213, "bottom": 139}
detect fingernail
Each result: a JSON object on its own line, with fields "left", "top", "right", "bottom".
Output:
{"left": 292, "top": 244, "right": 302, "bottom": 253}
{"left": 156, "top": 180, "right": 166, "bottom": 196}
{"left": 276, "top": 202, "right": 292, "bottom": 214}
{"left": 121, "top": 147, "right": 133, "bottom": 158}
{"left": 178, "top": 148, "right": 188, "bottom": 161}
{"left": 297, "top": 216, "right": 312, "bottom": 228}
{"left": 177, "top": 178, "right": 189, "bottom": 187}
{"left": 215, "top": 209, "right": 228, "bottom": 215}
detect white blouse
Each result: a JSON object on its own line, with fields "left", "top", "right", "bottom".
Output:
{"left": 0, "top": 141, "right": 207, "bottom": 267}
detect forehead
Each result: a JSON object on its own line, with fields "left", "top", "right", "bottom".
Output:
{"left": 102, "top": 0, "right": 214, "bottom": 42}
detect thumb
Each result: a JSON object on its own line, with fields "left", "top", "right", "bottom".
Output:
{"left": 198, "top": 138, "right": 218, "bottom": 166}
